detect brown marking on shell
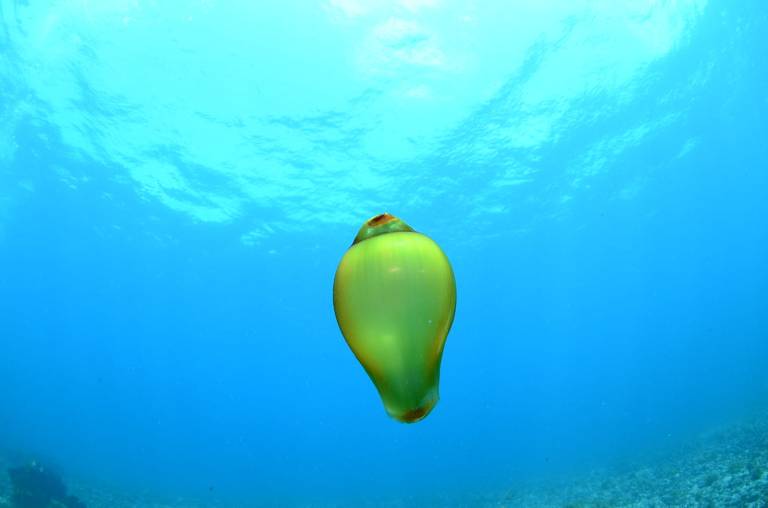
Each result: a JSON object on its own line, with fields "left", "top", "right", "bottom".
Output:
{"left": 400, "top": 405, "right": 431, "bottom": 423}
{"left": 368, "top": 213, "right": 395, "bottom": 226}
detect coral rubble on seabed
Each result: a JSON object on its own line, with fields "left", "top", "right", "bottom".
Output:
{"left": 501, "top": 412, "right": 768, "bottom": 508}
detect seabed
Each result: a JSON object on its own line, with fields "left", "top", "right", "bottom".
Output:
{"left": 1, "top": 412, "right": 767, "bottom": 508}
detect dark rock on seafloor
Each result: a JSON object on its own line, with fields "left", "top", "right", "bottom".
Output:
{"left": 7, "top": 463, "right": 85, "bottom": 508}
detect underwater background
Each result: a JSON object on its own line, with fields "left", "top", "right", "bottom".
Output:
{"left": 0, "top": 0, "right": 767, "bottom": 506}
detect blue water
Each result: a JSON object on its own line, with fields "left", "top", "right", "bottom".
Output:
{"left": 0, "top": 1, "right": 766, "bottom": 506}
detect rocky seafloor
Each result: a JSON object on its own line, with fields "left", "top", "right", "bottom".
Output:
{"left": 1, "top": 412, "right": 767, "bottom": 508}
{"left": 497, "top": 413, "right": 768, "bottom": 508}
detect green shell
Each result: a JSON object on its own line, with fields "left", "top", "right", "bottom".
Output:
{"left": 333, "top": 213, "right": 456, "bottom": 423}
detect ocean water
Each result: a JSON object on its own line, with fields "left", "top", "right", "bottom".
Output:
{"left": 0, "top": 1, "right": 766, "bottom": 507}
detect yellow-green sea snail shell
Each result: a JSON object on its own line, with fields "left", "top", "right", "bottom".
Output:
{"left": 333, "top": 213, "right": 456, "bottom": 423}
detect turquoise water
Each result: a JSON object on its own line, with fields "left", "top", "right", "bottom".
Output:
{"left": 0, "top": 1, "right": 766, "bottom": 506}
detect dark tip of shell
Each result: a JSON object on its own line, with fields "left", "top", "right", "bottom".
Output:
{"left": 352, "top": 213, "right": 415, "bottom": 245}
{"left": 398, "top": 404, "right": 433, "bottom": 423}
{"left": 368, "top": 213, "right": 395, "bottom": 226}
